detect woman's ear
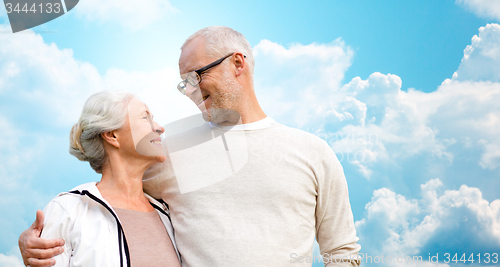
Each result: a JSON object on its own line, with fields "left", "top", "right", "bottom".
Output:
{"left": 101, "top": 131, "right": 120, "bottom": 148}
{"left": 233, "top": 52, "right": 246, "bottom": 77}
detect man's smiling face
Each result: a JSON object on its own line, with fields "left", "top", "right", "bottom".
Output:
{"left": 179, "top": 37, "right": 243, "bottom": 124}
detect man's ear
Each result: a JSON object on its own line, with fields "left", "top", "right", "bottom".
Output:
{"left": 233, "top": 52, "right": 246, "bottom": 76}
{"left": 101, "top": 131, "right": 120, "bottom": 148}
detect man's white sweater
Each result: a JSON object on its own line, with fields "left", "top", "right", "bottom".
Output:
{"left": 143, "top": 117, "right": 361, "bottom": 266}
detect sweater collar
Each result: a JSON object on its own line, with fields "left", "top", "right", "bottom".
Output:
{"left": 208, "top": 116, "right": 277, "bottom": 131}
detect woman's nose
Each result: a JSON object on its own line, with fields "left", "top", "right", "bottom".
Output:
{"left": 153, "top": 122, "right": 164, "bottom": 134}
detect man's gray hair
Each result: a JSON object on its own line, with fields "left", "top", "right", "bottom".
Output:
{"left": 69, "top": 90, "right": 135, "bottom": 173}
{"left": 181, "top": 26, "right": 255, "bottom": 75}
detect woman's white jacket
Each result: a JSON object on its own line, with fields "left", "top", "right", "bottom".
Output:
{"left": 41, "top": 182, "right": 181, "bottom": 267}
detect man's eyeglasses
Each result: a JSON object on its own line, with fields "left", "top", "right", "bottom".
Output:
{"left": 177, "top": 53, "right": 245, "bottom": 95}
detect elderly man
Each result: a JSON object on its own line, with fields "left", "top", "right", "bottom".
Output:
{"left": 19, "top": 26, "right": 361, "bottom": 266}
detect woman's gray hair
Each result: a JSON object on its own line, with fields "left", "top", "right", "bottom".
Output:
{"left": 69, "top": 90, "right": 135, "bottom": 173}
{"left": 181, "top": 26, "right": 255, "bottom": 75}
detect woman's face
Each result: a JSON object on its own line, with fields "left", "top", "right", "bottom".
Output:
{"left": 125, "top": 97, "right": 166, "bottom": 162}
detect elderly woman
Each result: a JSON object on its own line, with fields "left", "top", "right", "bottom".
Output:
{"left": 37, "top": 91, "right": 181, "bottom": 267}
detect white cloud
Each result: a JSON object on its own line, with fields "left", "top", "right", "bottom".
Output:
{"left": 0, "top": 114, "right": 42, "bottom": 190}
{"left": 254, "top": 38, "right": 354, "bottom": 129}
{"left": 479, "top": 140, "right": 500, "bottom": 169}
{"left": 0, "top": 253, "right": 23, "bottom": 267}
{"left": 329, "top": 73, "right": 453, "bottom": 175}
{"left": 422, "top": 80, "right": 500, "bottom": 170}
{"left": 355, "top": 179, "right": 500, "bottom": 266}
{"left": 456, "top": 0, "right": 500, "bottom": 21}
{"left": 331, "top": 74, "right": 500, "bottom": 174}
{"left": 73, "top": 0, "right": 179, "bottom": 30}
{"left": 453, "top": 23, "right": 500, "bottom": 82}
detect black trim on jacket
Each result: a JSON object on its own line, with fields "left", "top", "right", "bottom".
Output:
{"left": 69, "top": 190, "right": 131, "bottom": 267}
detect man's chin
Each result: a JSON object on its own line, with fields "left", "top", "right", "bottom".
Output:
{"left": 203, "top": 108, "right": 241, "bottom": 125}
{"left": 202, "top": 111, "right": 211, "bottom": 122}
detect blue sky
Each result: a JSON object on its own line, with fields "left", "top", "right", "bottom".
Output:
{"left": 1, "top": 0, "right": 500, "bottom": 266}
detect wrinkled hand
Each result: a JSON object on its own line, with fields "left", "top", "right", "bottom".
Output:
{"left": 18, "top": 210, "right": 64, "bottom": 267}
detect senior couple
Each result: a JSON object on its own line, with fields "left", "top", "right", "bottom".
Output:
{"left": 18, "top": 26, "right": 361, "bottom": 267}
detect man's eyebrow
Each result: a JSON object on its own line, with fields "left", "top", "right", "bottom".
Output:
{"left": 181, "top": 62, "right": 204, "bottom": 74}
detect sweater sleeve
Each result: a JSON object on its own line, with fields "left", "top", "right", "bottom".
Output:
{"left": 40, "top": 199, "right": 73, "bottom": 267}
{"left": 315, "top": 142, "right": 361, "bottom": 266}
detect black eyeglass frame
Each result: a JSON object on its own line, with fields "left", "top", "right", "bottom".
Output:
{"left": 177, "top": 53, "right": 246, "bottom": 95}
